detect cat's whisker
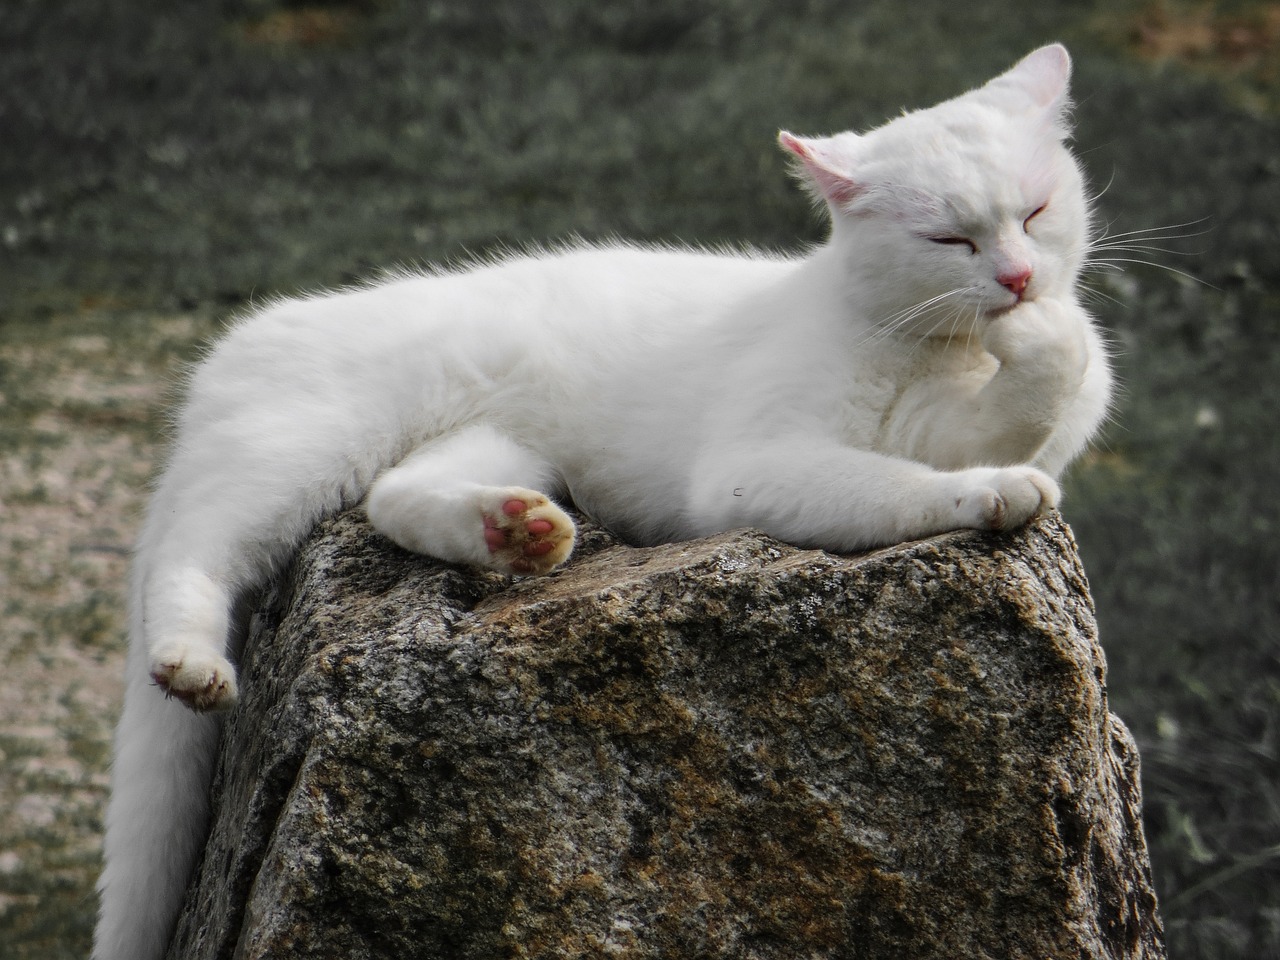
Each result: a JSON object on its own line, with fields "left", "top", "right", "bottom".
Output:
{"left": 1084, "top": 214, "right": 1214, "bottom": 292}
{"left": 1091, "top": 241, "right": 1204, "bottom": 256}
{"left": 1085, "top": 256, "right": 1214, "bottom": 288}
{"left": 1091, "top": 217, "right": 1211, "bottom": 245}
{"left": 859, "top": 311, "right": 924, "bottom": 347}
{"left": 1083, "top": 259, "right": 1128, "bottom": 274}
{"left": 875, "top": 312, "right": 957, "bottom": 353}
{"left": 1093, "top": 227, "right": 1211, "bottom": 243}
{"left": 908, "top": 313, "right": 955, "bottom": 353}
{"left": 1088, "top": 222, "right": 1212, "bottom": 264}
{"left": 891, "top": 291, "right": 980, "bottom": 359}
{"left": 947, "top": 312, "right": 962, "bottom": 343}
{"left": 1078, "top": 284, "right": 1123, "bottom": 308}
{"left": 874, "top": 292, "right": 959, "bottom": 331}
{"left": 966, "top": 303, "right": 982, "bottom": 353}
{"left": 1086, "top": 168, "right": 1116, "bottom": 205}
{"left": 860, "top": 288, "right": 968, "bottom": 349}
{"left": 928, "top": 310, "right": 962, "bottom": 358}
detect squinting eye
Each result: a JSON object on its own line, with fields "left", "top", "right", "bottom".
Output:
{"left": 929, "top": 236, "right": 978, "bottom": 254}
{"left": 1023, "top": 204, "right": 1048, "bottom": 231}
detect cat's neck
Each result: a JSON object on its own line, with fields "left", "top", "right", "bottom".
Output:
{"left": 788, "top": 239, "right": 888, "bottom": 341}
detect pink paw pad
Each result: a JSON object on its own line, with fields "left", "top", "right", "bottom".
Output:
{"left": 481, "top": 491, "right": 575, "bottom": 575}
{"left": 483, "top": 516, "right": 506, "bottom": 551}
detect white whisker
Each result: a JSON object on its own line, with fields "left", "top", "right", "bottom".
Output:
{"left": 1086, "top": 256, "right": 1216, "bottom": 289}
{"left": 900, "top": 291, "right": 984, "bottom": 359}
{"left": 1084, "top": 216, "right": 1213, "bottom": 291}
{"left": 915, "top": 310, "right": 957, "bottom": 346}
{"left": 967, "top": 302, "right": 982, "bottom": 353}
{"left": 856, "top": 288, "right": 969, "bottom": 348}
{"left": 1092, "top": 217, "right": 1211, "bottom": 243}
{"left": 1079, "top": 284, "right": 1123, "bottom": 308}
{"left": 1086, "top": 167, "right": 1116, "bottom": 205}
{"left": 1091, "top": 241, "right": 1205, "bottom": 256}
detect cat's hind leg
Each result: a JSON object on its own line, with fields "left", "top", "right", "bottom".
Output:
{"left": 145, "top": 566, "right": 238, "bottom": 711}
{"left": 365, "top": 424, "right": 575, "bottom": 576}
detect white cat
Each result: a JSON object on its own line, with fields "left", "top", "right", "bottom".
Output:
{"left": 94, "top": 44, "right": 1112, "bottom": 960}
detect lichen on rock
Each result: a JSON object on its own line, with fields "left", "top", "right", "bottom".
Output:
{"left": 168, "top": 511, "right": 1165, "bottom": 959}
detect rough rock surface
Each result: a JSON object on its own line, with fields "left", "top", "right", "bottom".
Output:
{"left": 167, "top": 510, "right": 1165, "bottom": 959}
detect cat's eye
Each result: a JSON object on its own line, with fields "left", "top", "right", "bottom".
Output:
{"left": 928, "top": 236, "right": 978, "bottom": 254}
{"left": 1023, "top": 204, "right": 1048, "bottom": 231}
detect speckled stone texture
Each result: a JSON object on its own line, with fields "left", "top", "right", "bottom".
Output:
{"left": 167, "top": 511, "right": 1165, "bottom": 960}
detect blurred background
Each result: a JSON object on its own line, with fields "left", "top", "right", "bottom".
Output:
{"left": 1, "top": 1, "right": 1277, "bottom": 957}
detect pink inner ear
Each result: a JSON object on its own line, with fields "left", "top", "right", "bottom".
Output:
{"left": 996, "top": 44, "right": 1071, "bottom": 113}
{"left": 778, "top": 131, "right": 812, "bottom": 160}
{"left": 1020, "top": 44, "right": 1071, "bottom": 107}
{"left": 779, "top": 132, "right": 862, "bottom": 207}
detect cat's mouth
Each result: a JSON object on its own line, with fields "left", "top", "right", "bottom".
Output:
{"left": 986, "top": 294, "right": 1032, "bottom": 319}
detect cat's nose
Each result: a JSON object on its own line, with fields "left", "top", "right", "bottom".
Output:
{"left": 998, "top": 267, "right": 1032, "bottom": 298}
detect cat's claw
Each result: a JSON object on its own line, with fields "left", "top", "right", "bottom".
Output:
{"left": 149, "top": 646, "right": 239, "bottom": 712}
{"left": 482, "top": 491, "right": 575, "bottom": 576}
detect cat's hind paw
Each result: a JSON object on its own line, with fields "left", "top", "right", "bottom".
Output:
{"left": 957, "top": 467, "right": 1060, "bottom": 532}
{"left": 149, "top": 645, "right": 239, "bottom": 712}
{"left": 481, "top": 490, "right": 575, "bottom": 576}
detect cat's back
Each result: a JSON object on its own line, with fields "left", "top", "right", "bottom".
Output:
{"left": 185, "top": 241, "right": 797, "bottom": 442}
{"left": 215, "top": 241, "right": 793, "bottom": 366}
{"left": 405, "top": 240, "right": 796, "bottom": 342}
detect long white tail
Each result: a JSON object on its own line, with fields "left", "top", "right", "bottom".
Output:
{"left": 91, "top": 296, "right": 420, "bottom": 959}
{"left": 92, "top": 575, "right": 223, "bottom": 960}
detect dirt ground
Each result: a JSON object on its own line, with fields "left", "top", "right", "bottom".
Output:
{"left": 0, "top": 312, "right": 203, "bottom": 950}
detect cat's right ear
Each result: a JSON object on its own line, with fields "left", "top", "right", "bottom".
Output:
{"left": 982, "top": 44, "right": 1073, "bottom": 134}
{"left": 778, "top": 131, "right": 863, "bottom": 210}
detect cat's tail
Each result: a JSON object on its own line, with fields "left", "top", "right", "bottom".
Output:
{"left": 92, "top": 445, "right": 389, "bottom": 960}
{"left": 92, "top": 298, "right": 416, "bottom": 960}
{"left": 91, "top": 581, "right": 222, "bottom": 960}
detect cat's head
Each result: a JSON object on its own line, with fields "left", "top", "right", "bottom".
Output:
{"left": 781, "top": 44, "right": 1089, "bottom": 337}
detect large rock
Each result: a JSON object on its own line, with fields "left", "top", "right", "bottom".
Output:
{"left": 167, "top": 510, "right": 1165, "bottom": 959}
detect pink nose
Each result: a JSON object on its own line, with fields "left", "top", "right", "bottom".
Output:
{"left": 998, "top": 267, "right": 1032, "bottom": 298}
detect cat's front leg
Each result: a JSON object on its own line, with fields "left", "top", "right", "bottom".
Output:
{"left": 686, "top": 440, "right": 1059, "bottom": 552}
{"left": 895, "top": 297, "right": 1093, "bottom": 470}
{"left": 971, "top": 296, "right": 1091, "bottom": 462}
{"left": 982, "top": 295, "right": 1089, "bottom": 388}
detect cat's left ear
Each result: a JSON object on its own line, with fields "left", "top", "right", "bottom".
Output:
{"left": 982, "top": 43, "right": 1073, "bottom": 131}
{"left": 778, "top": 131, "right": 863, "bottom": 210}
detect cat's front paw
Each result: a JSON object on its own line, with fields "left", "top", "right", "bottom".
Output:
{"left": 150, "top": 645, "right": 239, "bottom": 712}
{"left": 955, "top": 466, "right": 1060, "bottom": 532}
{"left": 982, "top": 297, "right": 1088, "bottom": 384}
{"left": 481, "top": 489, "right": 575, "bottom": 576}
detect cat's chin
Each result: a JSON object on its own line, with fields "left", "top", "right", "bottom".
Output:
{"left": 985, "top": 301, "right": 1023, "bottom": 319}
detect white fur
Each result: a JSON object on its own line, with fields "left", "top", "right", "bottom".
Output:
{"left": 94, "top": 45, "right": 1112, "bottom": 960}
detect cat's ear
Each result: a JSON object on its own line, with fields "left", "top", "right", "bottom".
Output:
{"left": 982, "top": 43, "right": 1073, "bottom": 130}
{"left": 778, "top": 131, "right": 863, "bottom": 209}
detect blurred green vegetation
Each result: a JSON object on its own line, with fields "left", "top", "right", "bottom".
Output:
{"left": 2, "top": 0, "right": 1278, "bottom": 957}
